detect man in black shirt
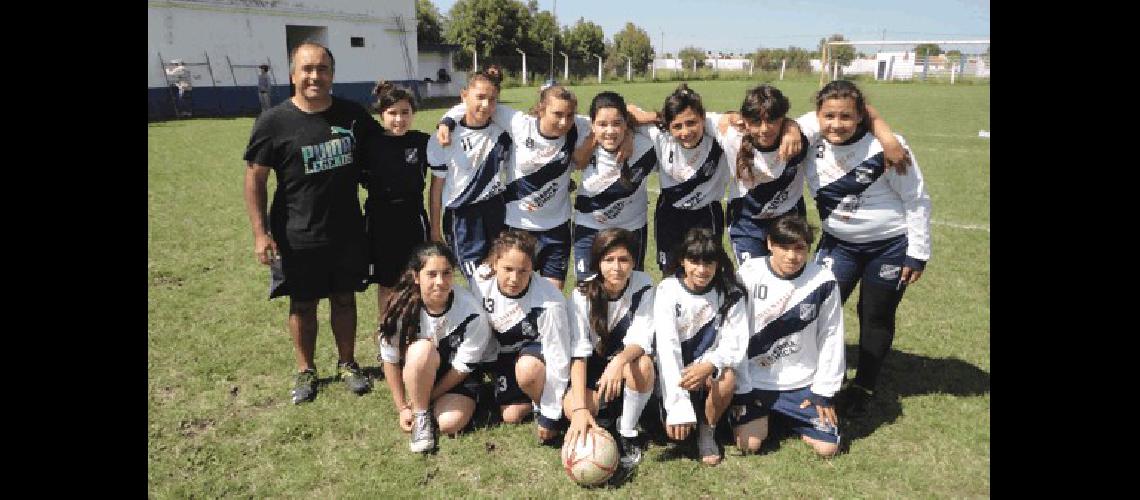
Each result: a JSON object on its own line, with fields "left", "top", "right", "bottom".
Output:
{"left": 243, "top": 42, "right": 380, "bottom": 403}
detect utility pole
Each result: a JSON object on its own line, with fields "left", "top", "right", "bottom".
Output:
{"left": 516, "top": 48, "right": 527, "bottom": 86}
{"left": 550, "top": 0, "right": 557, "bottom": 80}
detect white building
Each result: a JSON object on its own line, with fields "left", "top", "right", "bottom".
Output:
{"left": 148, "top": 0, "right": 419, "bottom": 119}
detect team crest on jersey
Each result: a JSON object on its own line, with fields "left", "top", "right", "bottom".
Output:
{"left": 520, "top": 319, "right": 537, "bottom": 339}
{"left": 448, "top": 333, "right": 462, "bottom": 349}
{"left": 799, "top": 303, "right": 817, "bottom": 321}
{"left": 525, "top": 137, "right": 535, "bottom": 148}
{"left": 815, "top": 144, "right": 826, "bottom": 158}
{"left": 668, "top": 150, "right": 674, "bottom": 163}
{"left": 405, "top": 148, "right": 418, "bottom": 164}
{"left": 855, "top": 165, "right": 875, "bottom": 184}
{"left": 675, "top": 303, "right": 683, "bottom": 318}
{"left": 483, "top": 298, "right": 495, "bottom": 313}
{"left": 879, "top": 264, "right": 901, "bottom": 280}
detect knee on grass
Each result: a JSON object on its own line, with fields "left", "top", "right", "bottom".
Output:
{"left": 501, "top": 403, "right": 532, "bottom": 424}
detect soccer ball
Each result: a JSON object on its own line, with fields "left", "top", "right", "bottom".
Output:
{"left": 561, "top": 428, "right": 620, "bottom": 486}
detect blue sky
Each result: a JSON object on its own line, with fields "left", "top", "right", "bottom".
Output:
{"left": 428, "top": 0, "right": 990, "bottom": 55}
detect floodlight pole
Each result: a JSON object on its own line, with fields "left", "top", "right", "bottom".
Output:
{"left": 560, "top": 51, "right": 569, "bottom": 81}
{"left": 594, "top": 54, "right": 602, "bottom": 83}
{"left": 625, "top": 56, "right": 632, "bottom": 81}
{"left": 472, "top": 42, "right": 478, "bottom": 72}
{"left": 516, "top": 48, "right": 527, "bottom": 86}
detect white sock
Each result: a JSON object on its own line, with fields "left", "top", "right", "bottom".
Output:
{"left": 619, "top": 388, "right": 651, "bottom": 438}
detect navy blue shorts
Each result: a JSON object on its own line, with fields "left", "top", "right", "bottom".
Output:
{"left": 490, "top": 341, "right": 544, "bottom": 406}
{"left": 564, "top": 352, "right": 624, "bottom": 420}
{"left": 511, "top": 222, "right": 571, "bottom": 281}
{"left": 443, "top": 196, "right": 506, "bottom": 283}
{"left": 728, "top": 387, "right": 840, "bottom": 445}
{"left": 726, "top": 198, "right": 806, "bottom": 265}
{"left": 653, "top": 200, "right": 725, "bottom": 272}
{"left": 435, "top": 361, "right": 483, "bottom": 402}
{"left": 268, "top": 241, "right": 368, "bottom": 301}
{"left": 814, "top": 232, "right": 912, "bottom": 298}
{"left": 365, "top": 199, "right": 428, "bottom": 287}
{"left": 571, "top": 224, "right": 648, "bottom": 282}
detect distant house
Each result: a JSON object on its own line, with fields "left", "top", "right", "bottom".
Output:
{"left": 148, "top": 0, "right": 419, "bottom": 120}
{"left": 418, "top": 43, "right": 465, "bottom": 98}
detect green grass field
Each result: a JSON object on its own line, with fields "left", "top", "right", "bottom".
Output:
{"left": 148, "top": 76, "right": 989, "bottom": 497}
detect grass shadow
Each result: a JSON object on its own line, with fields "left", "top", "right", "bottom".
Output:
{"left": 840, "top": 346, "right": 990, "bottom": 450}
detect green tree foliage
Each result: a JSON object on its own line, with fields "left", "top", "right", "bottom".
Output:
{"left": 751, "top": 47, "right": 814, "bottom": 72}
{"left": 444, "top": 0, "right": 537, "bottom": 70}
{"left": 605, "top": 22, "right": 655, "bottom": 76}
{"left": 528, "top": 10, "right": 560, "bottom": 55}
{"left": 678, "top": 46, "right": 706, "bottom": 70}
{"left": 561, "top": 17, "right": 605, "bottom": 59}
{"left": 915, "top": 43, "right": 943, "bottom": 57}
{"left": 415, "top": 0, "right": 444, "bottom": 47}
{"left": 819, "top": 34, "right": 855, "bottom": 67}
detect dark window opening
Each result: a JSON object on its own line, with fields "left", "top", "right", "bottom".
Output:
{"left": 350, "top": 37, "right": 364, "bottom": 47}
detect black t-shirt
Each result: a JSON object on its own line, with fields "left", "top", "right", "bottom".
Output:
{"left": 243, "top": 96, "right": 383, "bottom": 250}
{"left": 362, "top": 130, "right": 430, "bottom": 204}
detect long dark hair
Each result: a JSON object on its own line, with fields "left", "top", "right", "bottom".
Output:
{"left": 478, "top": 228, "right": 538, "bottom": 281}
{"left": 576, "top": 228, "right": 640, "bottom": 356}
{"left": 372, "top": 80, "right": 416, "bottom": 113}
{"left": 658, "top": 83, "right": 705, "bottom": 134}
{"left": 379, "top": 242, "right": 459, "bottom": 355}
{"left": 588, "top": 91, "right": 635, "bottom": 188}
{"left": 665, "top": 227, "right": 744, "bottom": 324}
{"left": 736, "top": 85, "right": 790, "bottom": 184}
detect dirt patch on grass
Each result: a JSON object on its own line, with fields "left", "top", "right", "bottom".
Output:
{"left": 179, "top": 418, "right": 217, "bottom": 437}
{"left": 152, "top": 271, "right": 184, "bottom": 288}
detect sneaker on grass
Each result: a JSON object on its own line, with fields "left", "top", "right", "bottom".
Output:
{"left": 338, "top": 361, "right": 372, "bottom": 395}
{"left": 291, "top": 368, "right": 317, "bottom": 404}
{"left": 410, "top": 410, "right": 437, "bottom": 453}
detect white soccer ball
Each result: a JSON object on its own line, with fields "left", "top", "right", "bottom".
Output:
{"left": 561, "top": 428, "right": 620, "bottom": 486}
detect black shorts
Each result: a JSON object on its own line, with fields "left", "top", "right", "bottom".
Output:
{"left": 567, "top": 352, "right": 623, "bottom": 420}
{"left": 490, "top": 341, "right": 544, "bottom": 406}
{"left": 653, "top": 200, "right": 725, "bottom": 272}
{"left": 268, "top": 242, "right": 367, "bottom": 301}
{"left": 365, "top": 199, "right": 428, "bottom": 287}
{"left": 510, "top": 222, "right": 571, "bottom": 281}
{"left": 436, "top": 361, "right": 483, "bottom": 402}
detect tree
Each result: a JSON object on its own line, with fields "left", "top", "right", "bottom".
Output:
{"left": 415, "top": 0, "right": 444, "bottom": 47}
{"left": 678, "top": 46, "right": 706, "bottom": 70}
{"left": 751, "top": 46, "right": 812, "bottom": 72}
{"left": 915, "top": 43, "right": 943, "bottom": 57}
{"left": 561, "top": 17, "right": 605, "bottom": 59}
{"left": 527, "top": 10, "right": 560, "bottom": 55}
{"left": 606, "top": 22, "right": 655, "bottom": 76}
{"left": 819, "top": 34, "right": 855, "bottom": 68}
{"left": 444, "top": 0, "right": 531, "bottom": 68}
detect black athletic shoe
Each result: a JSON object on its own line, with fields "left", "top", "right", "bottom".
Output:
{"left": 291, "top": 369, "right": 318, "bottom": 404}
{"left": 839, "top": 384, "right": 873, "bottom": 419}
{"left": 338, "top": 361, "right": 372, "bottom": 395}
{"left": 618, "top": 434, "right": 644, "bottom": 467}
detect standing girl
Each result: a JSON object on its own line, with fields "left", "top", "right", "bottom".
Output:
{"left": 426, "top": 71, "right": 511, "bottom": 284}
{"left": 568, "top": 91, "right": 657, "bottom": 282}
{"left": 801, "top": 80, "right": 932, "bottom": 417}
{"left": 363, "top": 81, "right": 432, "bottom": 327}
{"left": 378, "top": 242, "right": 493, "bottom": 453}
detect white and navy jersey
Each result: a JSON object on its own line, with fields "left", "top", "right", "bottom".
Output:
{"left": 444, "top": 104, "right": 591, "bottom": 230}
{"left": 427, "top": 119, "right": 511, "bottom": 209}
{"left": 573, "top": 132, "right": 657, "bottom": 230}
{"left": 735, "top": 257, "right": 844, "bottom": 397}
{"left": 470, "top": 264, "right": 573, "bottom": 422}
{"left": 653, "top": 275, "right": 749, "bottom": 425}
{"left": 378, "top": 287, "right": 493, "bottom": 374}
{"left": 568, "top": 271, "right": 656, "bottom": 360}
{"left": 713, "top": 117, "right": 808, "bottom": 220}
{"left": 798, "top": 112, "right": 932, "bottom": 262}
{"left": 641, "top": 124, "right": 729, "bottom": 211}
